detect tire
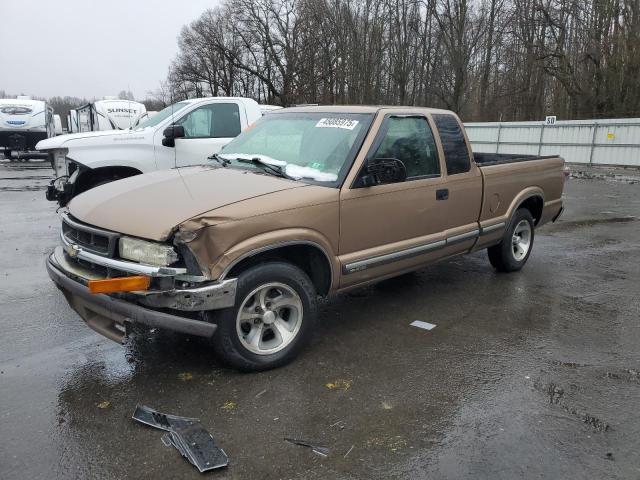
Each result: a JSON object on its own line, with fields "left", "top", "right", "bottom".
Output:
{"left": 488, "top": 208, "right": 535, "bottom": 272}
{"left": 208, "top": 262, "right": 317, "bottom": 372}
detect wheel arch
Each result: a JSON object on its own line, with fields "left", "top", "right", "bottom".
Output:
{"left": 74, "top": 165, "right": 143, "bottom": 194}
{"left": 221, "top": 241, "right": 335, "bottom": 297}
{"left": 508, "top": 188, "right": 545, "bottom": 226}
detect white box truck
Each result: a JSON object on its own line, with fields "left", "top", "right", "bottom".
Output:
{"left": 38, "top": 97, "right": 263, "bottom": 205}
{"left": 0, "top": 96, "right": 55, "bottom": 160}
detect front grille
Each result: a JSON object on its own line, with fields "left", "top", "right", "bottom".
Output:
{"left": 75, "top": 257, "right": 109, "bottom": 276}
{"left": 62, "top": 222, "right": 110, "bottom": 254}
{"left": 61, "top": 214, "right": 119, "bottom": 257}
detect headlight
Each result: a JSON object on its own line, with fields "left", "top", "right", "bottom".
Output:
{"left": 119, "top": 236, "right": 179, "bottom": 266}
{"left": 51, "top": 148, "right": 69, "bottom": 177}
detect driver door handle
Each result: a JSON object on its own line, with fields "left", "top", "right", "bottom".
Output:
{"left": 436, "top": 188, "right": 449, "bottom": 200}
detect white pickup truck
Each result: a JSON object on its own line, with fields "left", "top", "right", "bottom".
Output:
{"left": 38, "top": 97, "right": 264, "bottom": 206}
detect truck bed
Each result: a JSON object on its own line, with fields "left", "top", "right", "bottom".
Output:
{"left": 474, "top": 152, "right": 557, "bottom": 167}
{"left": 476, "top": 153, "right": 565, "bottom": 233}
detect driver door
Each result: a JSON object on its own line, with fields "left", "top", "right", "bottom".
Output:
{"left": 338, "top": 113, "right": 448, "bottom": 288}
{"left": 172, "top": 102, "right": 243, "bottom": 167}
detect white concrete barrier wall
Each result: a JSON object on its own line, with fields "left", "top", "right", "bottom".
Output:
{"left": 464, "top": 118, "right": 640, "bottom": 166}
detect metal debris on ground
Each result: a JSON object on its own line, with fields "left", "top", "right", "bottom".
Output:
{"left": 132, "top": 404, "right": 199, "bottom": 430}
{"left": 284, "top": 437, "right": 330, "bottom": 457}
{"left": 161, "top": 423, "right": 229, "bottom": 472}
{"left": 344, "top": 445, "right": 355, "bottom": 458}
{"left": 329, "top": 419, "right": 346, "bottom": 429}
{"left": 132, "top": 405, "right": 228, "bottom": 472}
{"left": 410, "top": 320, "right": 436, "bottom": 330}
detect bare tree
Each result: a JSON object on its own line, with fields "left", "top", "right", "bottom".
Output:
{"left": 166, "top": 0, "right": 640, "bottom": 120}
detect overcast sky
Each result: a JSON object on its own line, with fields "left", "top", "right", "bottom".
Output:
{"left": 0, "top": 0, "right": 218, "bottom": 100}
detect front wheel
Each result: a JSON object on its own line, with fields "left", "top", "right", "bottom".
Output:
{"left": 208, "top": 262, "right": 317, "bottom": 371}
{"left": 487, "top": 208, "right": 535, "bottom": 272}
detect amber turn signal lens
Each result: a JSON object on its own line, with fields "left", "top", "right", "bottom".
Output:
{"left": 88, "top": 276, "right": 151, "bottom": 294}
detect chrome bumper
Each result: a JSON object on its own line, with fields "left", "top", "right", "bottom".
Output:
{"left": 47, "top": 249, "right": 237, "bottom": 343}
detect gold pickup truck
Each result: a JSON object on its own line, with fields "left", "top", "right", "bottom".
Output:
{"left": 47, "top": 106, "right": 566, "bottom": 371}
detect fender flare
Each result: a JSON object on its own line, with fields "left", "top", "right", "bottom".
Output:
{"left": 213, "top": 229, "right": 339, "bottom": 290}
{"left": 505, "top": 187, "right": 545, "bottom": 225}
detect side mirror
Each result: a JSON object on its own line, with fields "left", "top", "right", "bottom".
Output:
{"left": 162, "top": 125, "right": 185, "bottom": 147}
{"left": 360, "top": 157, "right": 407, "bottom": 186}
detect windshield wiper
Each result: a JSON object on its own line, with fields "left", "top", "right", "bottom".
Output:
{"left": 235, "top": 157, "right": 292, "bottom": 180}
{"left": 208, "top": 153, "right": 230, "bottom": 167}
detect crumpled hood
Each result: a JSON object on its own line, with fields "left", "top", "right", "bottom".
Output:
{"left": 36, "top": 129, "right": 135, "bottom": 150}
{"left": 68, "top": 166, "right": 307, "bottom": 240}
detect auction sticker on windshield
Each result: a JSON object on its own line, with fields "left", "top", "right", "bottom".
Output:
{"left": 315, "top": 118, "right": 359, "bottom": 130}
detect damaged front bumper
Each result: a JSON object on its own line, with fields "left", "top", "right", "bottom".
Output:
{"left": 46, "top": 247, "right": 237, "bottom": 343}
{"left": 45, "top": 149, "right": 75, "bottom": 205}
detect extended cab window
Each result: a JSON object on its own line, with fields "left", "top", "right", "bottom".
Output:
{"left": 177, "top": 103, "right": 241, "bottom": 139}
{"left": 433, "top": 114, "right": 471, "bottom": 175}
{"left": 372, "top": 116, "right": 440, "bottom": 179}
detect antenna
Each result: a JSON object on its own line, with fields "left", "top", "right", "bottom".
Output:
{"left": 171, "top": 86, "right": 177, "bottom": 169}
{"left": 127, "top": 83, "right": 132, "bottom": 129}
{"left": 171, "top": 86, "right": 193, "bottom": 199}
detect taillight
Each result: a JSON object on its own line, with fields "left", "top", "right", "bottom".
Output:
{"left": 562, "top": 166, "right": 570, "bottom": 185}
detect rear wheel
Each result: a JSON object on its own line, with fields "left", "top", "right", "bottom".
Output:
{"left": 208, "top": 262, "right": 317, "bottom": 371}
{"left": 488, "top": 208, "right": 535, "bottom": 272}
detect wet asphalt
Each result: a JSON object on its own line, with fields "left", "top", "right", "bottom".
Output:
{"left": 0, "top": 160, "right": 639, "bottom": 479}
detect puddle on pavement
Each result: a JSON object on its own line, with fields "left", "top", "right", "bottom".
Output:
{"left": 533, "top": 380, "right": 610, "bottom": 432}
{"left": 0, "top": 185, "right": 47, "bottom": 192}
{"left": 1, "top": 161, "right": 51, "bottom": 192}
{"left": 0, "top": 161, "right": 48, "bottom": 168}
{"left": 550, "top": 215, "right": 637, "bottom": 231}
{"left": 2, "top": 176, "right": 51, "bottom": 180}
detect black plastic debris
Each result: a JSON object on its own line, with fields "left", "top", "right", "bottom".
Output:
{"left": 132, "top": 405, "right": 228, "bottom": 472}
{"left": 132, "top": 404, "right": 199, "bottom": 431}
{"left": 162, "top": 423, "right": 229, "bottom": 472}
{"left": 284, "top": 437, "right": 330, "bottom": 457}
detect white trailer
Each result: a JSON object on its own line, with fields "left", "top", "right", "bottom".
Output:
{"left": 53, "top": 115, "right": 63, "bottom": 135}
{"left": 75, "top": 98, "right": 148, "bottom": 132}
{"left": 67, "top": 109, "right": 79, "bottom": 133}
{"left": 0, "top": 96, "right": 54, "bottom": 160}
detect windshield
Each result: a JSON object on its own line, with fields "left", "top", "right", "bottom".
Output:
{"left": 219, "top": 112, "right": 373, "bottom": 186}
{"left": 133, "top": 101, "right": 190, "bottom": 130}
